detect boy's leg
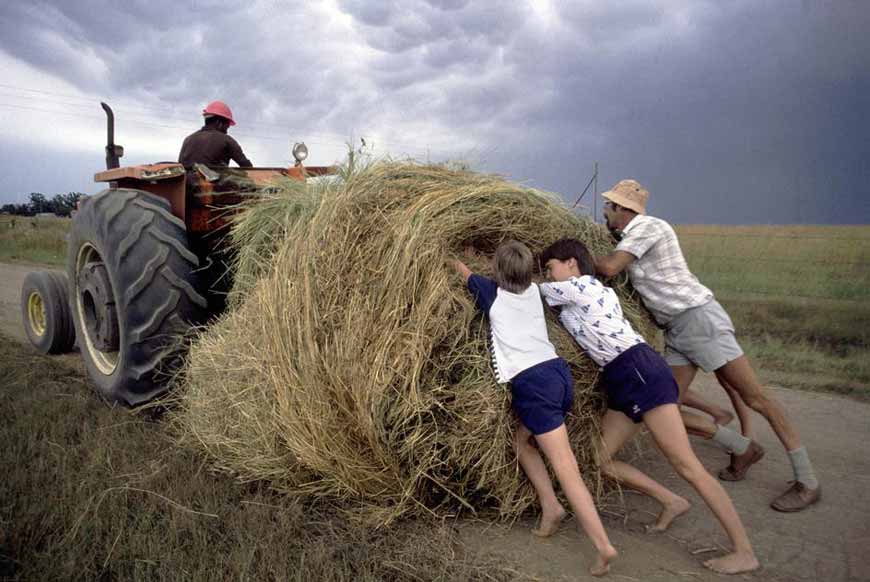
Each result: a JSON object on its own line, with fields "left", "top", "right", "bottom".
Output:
{"left": 535, "top": 423, "right": 618, "bottom": 576}
{"left": 597, "top": 410, "right": 691, "bottom": 532}
{"left": 514, "top": 423, "right": 566, "bottom": 536}
{"left": 643, "top": 404, "right": 759, "bottom": 574}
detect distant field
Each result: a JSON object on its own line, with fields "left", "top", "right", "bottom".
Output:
{"left": 675, "top": 225, "right": 870, "bottom": 301}
{"left": 0, "top": 215, "right": 69, "bottom": 266}
{"left": 675, "top": 224, "right": 870, "bottom": 396}
{"left": 0, "top": 217, "right": 866, "bottom": 394}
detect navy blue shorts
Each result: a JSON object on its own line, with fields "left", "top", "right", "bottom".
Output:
{"left": 601, "top": 343, "right": 679, "bottom": 423}
{"left": 510, "top": 358, "right": 574, "bottom": 435}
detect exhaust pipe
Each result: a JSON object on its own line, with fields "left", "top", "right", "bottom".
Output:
{"left": 100, "top": 102, "right": 124, "bottom": 170}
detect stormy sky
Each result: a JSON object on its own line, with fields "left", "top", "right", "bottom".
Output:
{"left": 0, "top": 0, "right": 867, "bottom": 224}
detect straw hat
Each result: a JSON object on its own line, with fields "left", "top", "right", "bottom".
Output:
{"left": 601, "top": 179, "right": 648, "bottom": 214}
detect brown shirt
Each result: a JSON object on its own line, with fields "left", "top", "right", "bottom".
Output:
{"left": 178, "top": 127, "right": 253, "bottom": 167}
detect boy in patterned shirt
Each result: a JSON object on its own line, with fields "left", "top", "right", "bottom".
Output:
{"left": 452, "top": 240, "right": 617, "bottom": 577}
{"left": 539, "top": 238, "right": 758, "bottom": 575}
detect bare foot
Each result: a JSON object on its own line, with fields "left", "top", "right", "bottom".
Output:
{"left": 713, "top": 410, "right": 734, "bottom": 426}
{"left": 589, "top": 544, "right": 618, "bottom": 576}
{"left": 647, "top": 496, "right": 691, "bottom": 532}
{"left": 532, "top": 507, "right": 567, "bottom": 537}
{"left": 704, "top": 551, "right": 759, "bottom": 574}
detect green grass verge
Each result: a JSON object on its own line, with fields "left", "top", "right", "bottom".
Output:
{"left": 673, "top": 225, "right": 870, "bottom": 397}
{"left": 740, "top": 336, "right": 870, "bottom": 400}
{"left": 0, "top": 216, "right": 69, "bottom": 266}
{"left": 0, "top": 335, "right": 532, "bottom": 582}
{"left": 676, "top": 225, "right": 870, "bottom": 302}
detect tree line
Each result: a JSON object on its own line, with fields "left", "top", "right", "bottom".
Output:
{"left": 1, "top": 192, "right": 85, "bottom": 217}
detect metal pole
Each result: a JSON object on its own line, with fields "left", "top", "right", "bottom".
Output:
{"left": 593, "top": 161, "right": 598, "bottom": 222}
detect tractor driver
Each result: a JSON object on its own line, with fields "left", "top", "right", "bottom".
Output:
{"left": 178, "top": 100, "right": 253, "bottom": 168}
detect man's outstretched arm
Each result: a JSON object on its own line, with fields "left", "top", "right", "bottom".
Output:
{"left": 595, "top": 250, "right": 636, "bottom": 277}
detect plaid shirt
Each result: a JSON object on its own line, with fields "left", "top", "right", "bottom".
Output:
{"left": 616, "top": 215, "right": 712, "bottom": 326}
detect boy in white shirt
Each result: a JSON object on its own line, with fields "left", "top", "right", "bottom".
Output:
{"left": 539, "top": 238, "right": 758, "bottom": 575}
{"left": 453, "top": 240, "right": 617, "bottom": 577}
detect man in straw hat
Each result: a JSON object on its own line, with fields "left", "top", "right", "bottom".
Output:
{"left": 593, "top": 179, "right": 820, "bottom": 512}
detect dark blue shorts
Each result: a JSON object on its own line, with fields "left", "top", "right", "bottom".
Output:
{"left": 510, "top": 358, "right": 574, "bottom": 435}
{"left": 601, "top": 343, "right": 679, "bottom": 423}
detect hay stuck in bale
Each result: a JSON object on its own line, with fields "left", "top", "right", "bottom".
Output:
{"left": 172, "top": 161, "right": 657, "bottom": 524}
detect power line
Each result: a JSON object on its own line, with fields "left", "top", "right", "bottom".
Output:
{"left": 0, "top": 83, "right": 459, "bottom": 158}
{"left": 688, "top": 255, "right": 870, "bottom": 266}
{"left": 676, "top": 231, "right": 870, "bottom": 241}
{"left": 714, "top": 287, "right": 869, "bottom": 301}
{"left": 0, "top": 102, "right": 358, "bottom": 151}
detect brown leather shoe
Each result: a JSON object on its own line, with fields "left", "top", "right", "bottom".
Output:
{"left": 718, "top": 440, "right": 765, "bottom": 482}
{"left": 771, "top": 481, "right": 821, "bottom": 512}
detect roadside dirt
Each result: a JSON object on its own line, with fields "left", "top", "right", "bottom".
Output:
{"left": 2, "top": 262, "right": 868, "bottom": 581}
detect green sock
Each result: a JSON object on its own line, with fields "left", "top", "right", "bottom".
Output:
{"left": 712, "top": 425, "right": 750, "bottom": 455}
{"left": 788, "top": 446, "right": 818, "bottom": 489}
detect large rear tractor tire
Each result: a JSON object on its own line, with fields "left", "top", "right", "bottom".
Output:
{"left": 68, "top": 189, "right": 207, "bottom": 405}
{"left": 20, "top": 270, "right": 76, "bottom": 354}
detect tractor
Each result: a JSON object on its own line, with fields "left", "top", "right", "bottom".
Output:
{"left": 20, "top": 103, "right": 332, "bottom": 405}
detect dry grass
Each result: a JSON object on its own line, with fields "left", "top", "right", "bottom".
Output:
{"left": 0, "top": 334, "right": 539, "bottom": 581}
{"left": 171, "top": 162, "right": 657, "bottom": 524}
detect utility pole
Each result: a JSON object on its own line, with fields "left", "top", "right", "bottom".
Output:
{"left": 571, "top": 162, "right": 600, "bottom": 217}
{"left": 593, "top": 161, "right": 599, "bottom": 222}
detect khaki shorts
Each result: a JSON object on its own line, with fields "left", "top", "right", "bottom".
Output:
{"left": 663, "top": 300, "right": 743, "bottom": 373}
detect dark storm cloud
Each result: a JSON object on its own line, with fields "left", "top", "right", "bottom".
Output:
{"left": 0, "top": 0, "right": 868, "bottom": 223}
{"left": 0, "top": 1, "right": 328, "bottom": 125}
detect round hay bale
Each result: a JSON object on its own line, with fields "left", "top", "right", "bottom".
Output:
{"left": 172, "top": 161, "right": 657, "bottom": 524}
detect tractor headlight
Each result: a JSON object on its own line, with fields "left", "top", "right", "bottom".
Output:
{"left": 292, "top": 142, "right": 309, "bottom": 163}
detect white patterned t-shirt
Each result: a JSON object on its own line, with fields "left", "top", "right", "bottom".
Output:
{"left": 540, "top": 275, "right": 645, "bottom": 367}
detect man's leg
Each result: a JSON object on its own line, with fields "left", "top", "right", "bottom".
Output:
{"left": 720, "top": 378, "right": 754, "bottom": 439}
{"left": 715, "top": 355, "right": 820, "bottom": 509}
{"left": 682, "top": 388, "right": 734, "bottom": 426}
{"left": 673, "top": 363, "right": 763, "bottom": 480}
{"left": 672, "top": 364, "right": 721, "bottom": 438}
{"left": 514, "top": 423, "right": 565, "bottom": 536}
{"left": 714, "top": 355, "right": 800, "bottom": 449}
{"left": 597, "top": 410, "right": 691, "bottom": 532}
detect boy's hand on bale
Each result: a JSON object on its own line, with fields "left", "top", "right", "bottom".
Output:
{"left": 451, "top": 257, "right": 473, "bottom": 283}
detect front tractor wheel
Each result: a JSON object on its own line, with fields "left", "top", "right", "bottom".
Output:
{"left": 69, "top": 189, "right": 207, "bottom": 405}
{"left": 20, "top": 270, "right": 76, "bottom": 354}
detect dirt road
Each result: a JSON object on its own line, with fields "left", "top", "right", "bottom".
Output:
{"left": 2, "top": 262, "right": 868, "bottom": 581}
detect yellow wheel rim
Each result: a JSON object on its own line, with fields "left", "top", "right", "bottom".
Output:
{"left": 75, "top": 243, "right": 119, "bottom": 376}
{"left": 27, "top": 291, "right": 47, "bottom": 337}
